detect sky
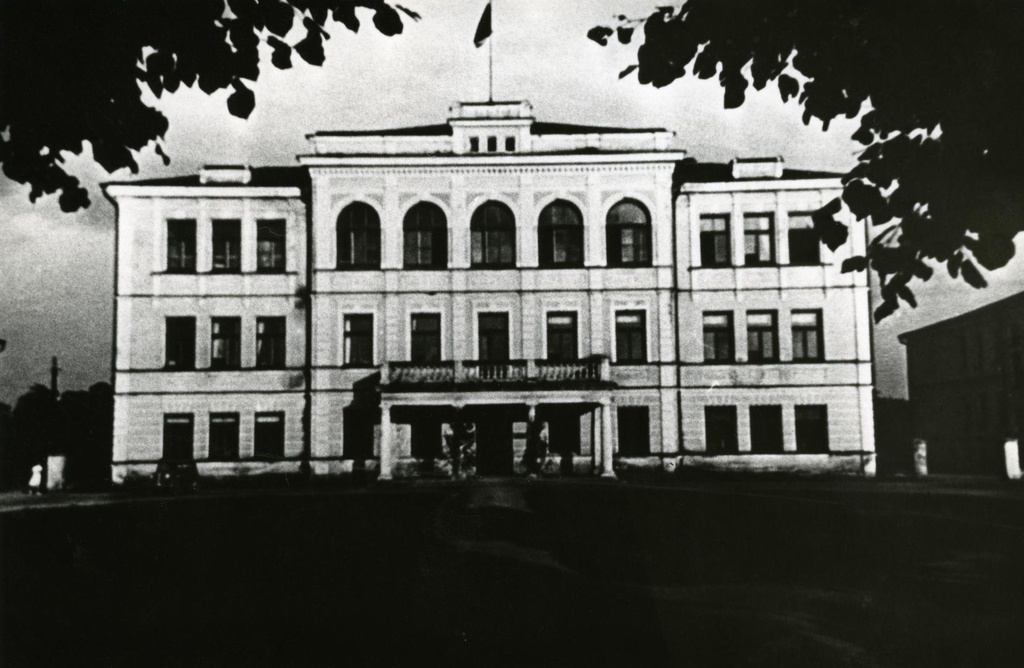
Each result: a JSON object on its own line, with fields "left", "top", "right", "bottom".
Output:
{"left": 1, "top": 0, "right": 1022, "bottom": 405}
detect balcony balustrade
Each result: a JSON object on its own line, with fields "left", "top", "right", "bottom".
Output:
{"left": 382, "top": 356, "right": 611, "bottom": 388}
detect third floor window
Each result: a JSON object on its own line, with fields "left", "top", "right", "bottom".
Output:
{"left": 255, "top": 317, "right": 286, "bottom": 369}
{"left": 165, "top": 317, "right": 196, "bottom": 370}
{"left": 699, "top": 215, "right": 731, "bottom": 267}
{"left": 744, "top": 213, "right": 775, "bottom": 266}
{"left": 747, "top": 311, "right": 778, "bottom": 363}
{"left": 538, "top": 200, "right": 584, "bottom": 268}
{"left": 403, "top": 202, "right": 448, "bottom": 269}
{"left": 703, "top": 312, "right": 734, "bottom": 363}
{"left": 410, "top": 313, "right": 441, "bottom": 363}
{"left": 606, "top": 200, "right": 651, "bottom": 267}
{"left": 788, "top": 213, "right": 820, "bottom": 265}
{"left": 791, "top": 310, "right": 824, "bottom": 361}
{"left": 471, "top": 201, "right": 516, "bottom": 268}
{"left": 337, "top": 202, "right": 381, "bottom": 269}
{"left": 257, "top": 219, "right": 286, "bottom": 272}
{"left": 615, "top": 311, "right": 647, "bottom": 363}
{"left": 211, "top": 317, "right": 241, "bottom": 370}
{"left": 166, "top": 219, "right": 196, "bottom": 272}
{"left": 211, "top": 219, "right": 241, "bottom": 273}
{"left": 343, "top": 314, "right": 374, "bottom": 367}
{"left": 546, "top": 312, "right": 578, "bottom": 362}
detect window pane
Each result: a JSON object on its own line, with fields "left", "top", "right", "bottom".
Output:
{"left": 750, "top": 405, "right": 784, "bottom": 453}
{"left": 257, "top": 219, "right": 286, "bottom": 271}
{"left": 795, "top": 405, "right": 829, "bottom": 453}
{"left": 167, "top": 219, "right": 196, "bottom": 272}
{"left": 478, "top": 313, "right": 510, "bottom": 362}
{"left": 411, "top": 314, "right": 441, "bottom": 363}
{"left": 789, "top": 213, "right": 815, "bottom": 230}
{"left": 337, "top": 203, "right": 380, "bottom": 268}
{"left": 165, "top": 317, "right": 196, "bottom": 369}
{"left": 255, "top": 317, "right": 286, "bottom": 369}
{"left": 607, "top": 200, "right": 651, "bottom": 267}
{"left": 705, "top": 406, "right": 738, "bottom": 454}
{"left": 163, "top": 414, "right": 194, "bottom": 461}
{"left": 471, "top": 202, "right": 516, "bottom": 267}
{"left": 617, "top": 407, "right": 650, "bottom": 456}
{"left": 615, "top": 311, "right": 646, "bottom": 363}
{"left": 254, "top": 413, "right": 285, "bottom": 459}
{"left": 212, "top": 219, "right": 241, "bottom": 272}
{"left": 211, "top": 317, "right": 241, "bottom": 369}
{"left": 546, "top": 313, "right": 578, "bottom": 361}
{"left": 344, "top": 314, "right": 373, "bottom": 366}
{"left": 209, "top": 413, "right": 239, "bottom": 460}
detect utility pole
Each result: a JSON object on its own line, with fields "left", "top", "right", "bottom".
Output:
{"left": 50, "top": 356, "right": 60, "bottom": 397}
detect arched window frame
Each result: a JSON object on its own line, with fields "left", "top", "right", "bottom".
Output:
{"left": 538, "top": 199, "right": 584, "bottom": 268}
{"left": 470, "top": 201, "right": 516, "bottom": 268}
{"left": 606, "top": 199, "right": 652, "bottom": 268}
{"left": 403, "top": 202, "right": 448, "bottom": 269}
{"left": 336, "top": 202, "right": 381, "bottom": 270}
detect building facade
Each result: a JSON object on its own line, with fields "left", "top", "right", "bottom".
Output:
{"left": 105, "top": 100, "right": 875, "bottom": 483}
{"left": 900, "top": 291, "right": 1024, "bottom": 474}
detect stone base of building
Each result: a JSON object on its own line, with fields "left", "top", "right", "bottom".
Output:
{"left": 677, "top": 452, "right": 876, "bottom": 476}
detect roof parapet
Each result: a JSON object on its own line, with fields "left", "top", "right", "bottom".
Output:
{"left": 199, "top": 165, "right": 252, "bottom": 184}
{"left": 731, "top": 157, "right": 784, "bottom": 180}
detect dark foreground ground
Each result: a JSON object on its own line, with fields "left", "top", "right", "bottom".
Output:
{"left": 4, "top": 478, "right": 1024, "bottom": 667}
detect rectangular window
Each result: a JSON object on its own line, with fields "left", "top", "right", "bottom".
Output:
{"left": 702, "top": 312, "right": 734, "bottom": 363}
{"left": 546, "top": 312, "right": 578, "bottom": 362}
{"left": 165, "top": 317, "right": 196, "bottom": 370}
{"left": 210, "top": 317, "right": 241, "bottom": 370}
{"left": 743, "top": 214, "right": 775, "bottom": 265}
{"left": 208, "top": 413, "right": 240, "bottom": 460}
{"left": 788, "top": 213, "right": 820, "bottom": 265}
{"left": 211, "top": 219, "right": 241, "bottom": 272}
{"left": 166, "top": 219, "right": 196, "bottom": 272}
{"left": 343, "top": 314, "right": 374, "bottom": 367}
{"left": 469, "top": 137, "right": 480, "bottom": 153}
{"left": 705, "top": 406, "right": 738, "bottom": 454}
{"left": 615, "top": 311, "right": 647, "bottom": 363}
{"left": 791, "top": 310, "right": 823, "bottom": 361}
{"left": 617, "top": 407, "right": 650, "bottom": 456}
{"left": 255, "top": 317, "right": 286, "bottom": 369}
{"left": 487, "top": 136, "right": 497, "bottom": 152}
{"left": 795, "top": 405, "right": 829, "bottom": 453}
{"left": 410, "top": 313, "right": 441, "bottom": 363}
{"left": 750, "top": 405, "right": 784, "bottom": 454}
{"left": 343, "top": 409, "right": 375, "bottom": 459}
{"left": 257, "top": 219, "right": 286, "bottom": 272}
{"left": 504, "top": 136, "right": 516, "bottom": 152}
{"left": 747, "top": 311, "right": 778, "bottom": 362}
{"left": 478, "top": 312, "right": 510, "bottom": 362}
{"left": 254, "top": 412, "right": 285, "bottom": 459}
{"left": 162, "top": 414, "right": 194, "bottom": 461}
{"left": 699, "top": 215, "right": 731, "bottom": 267}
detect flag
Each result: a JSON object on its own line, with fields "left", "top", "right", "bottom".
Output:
{"left": 474, "top": 2, "right": 492, "bottom": 48}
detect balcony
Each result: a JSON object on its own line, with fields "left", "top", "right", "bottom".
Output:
{"left": 382, "top": 356, "right": 612, "bottom": 390}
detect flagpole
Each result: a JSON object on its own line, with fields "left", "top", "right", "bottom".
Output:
{"left": 488, "top": 1, "right": 494, "bottom": 101}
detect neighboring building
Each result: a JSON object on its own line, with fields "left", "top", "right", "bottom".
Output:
{"left": 900, "top": 291, "right": 1024, "bottom": 474}
{"left": 104, "top": 100, "right": 875, "bottom": 484}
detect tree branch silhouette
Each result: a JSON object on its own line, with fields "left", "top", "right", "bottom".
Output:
{"left": 0, "top": 0, "right": 417, "bottom": 212}
{"left": 592, "top": 1, "right": 1023, "bottom": 319}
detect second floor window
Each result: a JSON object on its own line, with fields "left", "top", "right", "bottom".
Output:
{"left": 606, "top": 200, "right": 651, "bottom": 267}
{"left": 699, "top": 215, "right": 731, "bottom": 267}
{"left": 410, "top": 313, "right": 441, "bottom": 363}
{"left": 747, "top": 311, "right": 778, "bottom": 362}
{"left": 546, "top": 312, "right": 578, "bottom": 362}
{"left": 788, "top": 213, "right": 820, "bottom": 265}
{"left": 337, "top": 202, "right": 381, "bottom": 269}
{"left": 615, "top": 311, "right": 647, "bottom": 363}
{"left": 478, "top": 312, "right": 510, "bottom": 362}
{"left": 211, "top": 219, "right": 241, "bottom": 272}
{"left": 211, "top": 317, "right": 241, "bottom": 369}
{"left": 791, "top": 310, "right": 823, "bottom": 361}
{"left": 255, "top": 317, "right": 286, "bottom": 369}
{"left": 538, "top": 200, "right": 584, "bottom": 268}
{"left": 471, "top": 201, "right": 516, "bottom": 268}
{"left": 166, "top": 219, "right": 196, "bottom": 272}
{"left": 404, "top": 202, "right": 448, "bottom": 268}
{"left": 744, "top": 214, "right": 775, "bottom": 265}
{"left": 165, "top": 317, "right": 196, "bottom": 370}
{"left": 343, "top": 314, "right": 374, "bottom": 367}
{"left": 257, "top": 219, "right": 286, "bottom": 272}
{"left": 702, "top": 312, "right": 734, "bottom": 363}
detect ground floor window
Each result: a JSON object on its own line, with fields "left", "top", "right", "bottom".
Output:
{"left": 208, "top": 413, "right": 239, "bottom": 460}
{"left": 705, "top": 406, "right": 738, "bottom": 454}
{"left": 254, "top": 413, "right": 285, "bottom": 459}
{"left": 163, "top": 414, "right": 194, "bottom": 461}
{"left": 343, "top": 409, "right": 375, "bottom": 459}
{"left": 617, "top": 406, "right": 650, "bottom": 456}
{"left": 410, "top": 420, "right": 443, "bottom": 459}
{"left": 795, "top": 405, "right": 829, "bottom": 453}
{"left": 750, "top": 405, "right": 784, "bottom": 454}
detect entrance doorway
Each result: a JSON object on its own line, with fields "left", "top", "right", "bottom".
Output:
{"left": 473, "top": 407, "right": 515, "bottom": 476}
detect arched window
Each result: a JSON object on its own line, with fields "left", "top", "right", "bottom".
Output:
{"left": 538, "top": 200, "right": 584, "bottom": 268}
{"left": 471, "top": 201, "right": 516, "bottom": 268}
{"left": 403, "top": 202, "right": 448, "bottom": 268}
{"left": 337, "top": 202, "right": 381, "bottom": 269}
{"left": 606, "top": 199, "right": 652, "bottom": 267}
